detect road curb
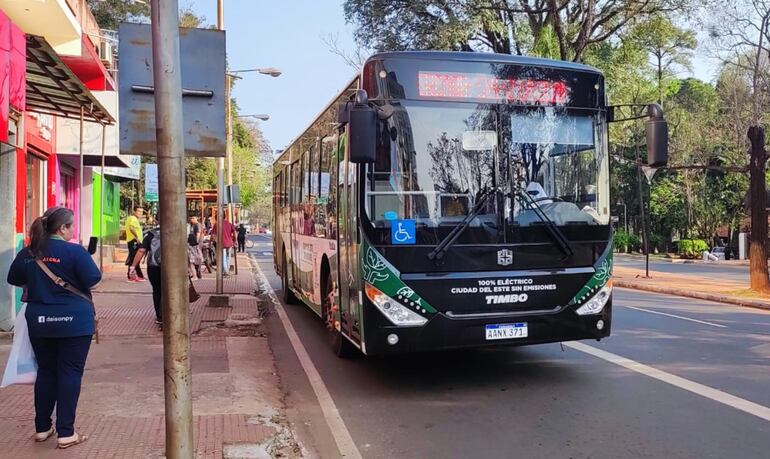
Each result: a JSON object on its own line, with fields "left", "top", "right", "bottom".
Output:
{"left": 614, "top": 280, "right": 770, "bottom": 311}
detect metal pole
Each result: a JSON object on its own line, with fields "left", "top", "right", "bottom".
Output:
{"left": 78, "top": 106, "right": 84, "bottom": 246}
{"left": 636, "top": 142, "right": 650, "bottom": 278}
{"left": 227, "top": 80, "right": 238, "bottom": 275}
{"left": 216, "top": 0, "right": 225, "bottom": 293}
{"left": 99, "top": 123, "right": 106, "bottom": 272}
{"left": 149, "top": 1, "right": 193, "bottom": 457}
{"left": 624, "top": 204, "right": 628, "bottom": 234}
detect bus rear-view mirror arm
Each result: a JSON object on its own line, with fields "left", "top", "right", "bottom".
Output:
{"left": 608, "top": 103, "right": 668, "bottom": 168}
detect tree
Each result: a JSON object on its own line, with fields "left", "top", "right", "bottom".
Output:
{"left": 632, "top": 14, "right": 697, "bottom": 103}
{"left": 86, "top": 0, "right": 150, "bottom": 30}
{"left": 343, "top": 0, "right": 694, "bottom": 61}
{"left": 708, "top": 0, "right": 770, "bottom": 292}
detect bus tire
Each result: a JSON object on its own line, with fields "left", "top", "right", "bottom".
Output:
{"left": 321, "top": 272, "right": 355, "bottom": 358}
{"left": 281, "top": 253, "right": 297, "bottom": 304}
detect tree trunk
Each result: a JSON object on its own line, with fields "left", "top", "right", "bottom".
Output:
{"left": 748, "top": 126, "right": 770, "bottom": 293}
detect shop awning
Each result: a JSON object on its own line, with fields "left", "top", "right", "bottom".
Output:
{"left": 25, "top": 35, "right": 114, "bottom": 125}
{"left": 57, "top": 153, "right": 128, "bottom": 168}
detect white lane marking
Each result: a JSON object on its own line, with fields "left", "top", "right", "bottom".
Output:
{"left": 252, "top": 258, "right": 362, "bottom": 459}
{"left": 622, "top": 305, "right": 727, "bottom": 328}
{"left": 566, "top": 341, "right": 770, "bottom": 422}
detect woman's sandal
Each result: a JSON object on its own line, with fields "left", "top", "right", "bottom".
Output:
{"left": 57, "top": 432, "right": 88, "bottom": 449}
{"left": 34, "top": 427, "right": 55, "bottom": 442}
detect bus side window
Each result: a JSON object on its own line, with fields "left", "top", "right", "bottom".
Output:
{"left": 328, "top": 135, "right": 339, "bottom": 239}
{"left": 301, "top": 150, "right": 309, "bottom": 203}
{"left": 273, "top": 175, "right": 279, "bottom": 207}
{"left": 291, "top": 161, "right": 300, "bottom": 204}
{"left": 311, "top": 144, "right": 320, "bottom": 203}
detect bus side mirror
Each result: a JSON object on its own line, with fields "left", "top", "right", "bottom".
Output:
{"left": 645, "top": 103, "right": 668, "bottom": 168}
{"left": 349, "top": 90, "right": 377, "bottom": 164}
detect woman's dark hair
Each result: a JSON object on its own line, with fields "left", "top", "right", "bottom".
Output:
{"left": 29, "top": 206, "right": 75, "bottom": 258}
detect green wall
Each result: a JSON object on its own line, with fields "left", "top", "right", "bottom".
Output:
{"left": 92, "top": 172, "right": 121, "bottom": 245}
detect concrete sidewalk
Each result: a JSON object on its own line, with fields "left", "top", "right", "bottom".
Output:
{"left": 0, "top": 253, "right": 301, "bottom": 458}
{"left": 614, "top": 265, "right": 770, "bottom": 311}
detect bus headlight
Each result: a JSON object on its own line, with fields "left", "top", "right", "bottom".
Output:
{"left": 575, "top": 281, "right": 612, "bottom": 316}
{"left": 365, "top": 283, "right": 428, "bottom": 327}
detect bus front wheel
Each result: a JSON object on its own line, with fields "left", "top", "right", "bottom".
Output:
{"left": 322, "top": 275, "right": 355, "bottom": 358}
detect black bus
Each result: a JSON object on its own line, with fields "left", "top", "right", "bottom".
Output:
{"left": 272, "top": 51, "right": 667, "bottom": 356}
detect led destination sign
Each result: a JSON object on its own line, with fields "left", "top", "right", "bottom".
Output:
{"left": 418, "top": 71, "right": 570, "bottom": 105}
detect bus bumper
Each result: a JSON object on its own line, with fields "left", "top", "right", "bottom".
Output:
{"left": 361, "top": 300, "right": 612, "bottom": 356}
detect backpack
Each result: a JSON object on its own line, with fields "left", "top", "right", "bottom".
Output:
{"left": 148, "top": 231, "right": 162, "bottom": 267}
{"left": 188, "top": 223, "right": 200, "bottom": 246}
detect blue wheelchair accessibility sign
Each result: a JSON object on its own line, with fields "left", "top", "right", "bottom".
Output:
{"left": 391, "top": 220, "right": 416, "bottom": 245}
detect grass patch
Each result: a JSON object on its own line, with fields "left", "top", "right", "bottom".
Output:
{"left": 724, "top": 288, "right": 770, "bottom": 300}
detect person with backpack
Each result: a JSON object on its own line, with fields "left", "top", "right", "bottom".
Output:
{"left": 6, "top": 206, "right": 100, "bottom": 449}
{"left": 129, "top": 225, "right": 163, "bottom": 325}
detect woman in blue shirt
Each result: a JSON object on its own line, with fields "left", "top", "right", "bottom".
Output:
{"left": 7, "top": 206, "right": 100, "bottom": 449}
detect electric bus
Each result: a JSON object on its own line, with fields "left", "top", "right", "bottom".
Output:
{"left": 272, "top": 51, "right": 667, "bottom": 356}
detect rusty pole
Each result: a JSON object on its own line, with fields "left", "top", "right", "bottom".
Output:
{"left": 78, "top": 106, "right": 84, "bottom": 246}
{"left": 149, "top": 1, "right": 194, "bottom": 457}
{"left": 216, "top": 0, "right": 225, "bottom": 293}
{"left": 99, "top": 123, "right": 106, "bottom": 272}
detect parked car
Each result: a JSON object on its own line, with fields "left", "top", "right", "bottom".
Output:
{"left": 711, "top": 246, "right": 726, "bottom": 260}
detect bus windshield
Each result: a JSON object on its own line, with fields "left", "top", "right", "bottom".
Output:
{"left": 365, "top": 101, "right": 609, "bottom": 230}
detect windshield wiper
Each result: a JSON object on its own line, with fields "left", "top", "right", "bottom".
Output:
{"left": 515, "top": 191, "right": 574, "bottom": 258}
{"left": 428, "top": 188, "right": 495, "bottom": 263}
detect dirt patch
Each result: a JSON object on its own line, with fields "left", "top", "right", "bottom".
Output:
{"left": 195, "top": 297, "right": 271, "bottom": 337}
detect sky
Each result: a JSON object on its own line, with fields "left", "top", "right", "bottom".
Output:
{"left": 182, "top": 1, "right": 719, "bottom": 153}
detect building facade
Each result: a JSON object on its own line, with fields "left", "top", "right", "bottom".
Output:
{"left": 0, "top": 0, "right": 126, "bottom": 330}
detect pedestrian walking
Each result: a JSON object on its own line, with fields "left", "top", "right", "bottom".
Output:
{"left": 237, "top": 223, "right": 247, "bottom": 252}
{"left": 188, "top": 216, "right": 203, "bottom": 279}
{"left": 6, "top": 206, "right": 100, "bottom": 449}
{"left": 129, "top": 224, "right": 163, "bottom": 325}
{"left": 213, "top": 217, "right": 236, "bottom": 276}
{"left": 204, "top": 213, "right": 212, "bottom": 233}
{"left": 124, "top": 206, "right": 145, "bottom": 282}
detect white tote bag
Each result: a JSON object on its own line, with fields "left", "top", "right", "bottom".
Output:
{"left": 1, "top": 304, "right": 37, "bottom": 387}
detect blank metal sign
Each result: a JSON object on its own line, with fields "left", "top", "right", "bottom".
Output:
{"left": 118, "top": 23, "right": 226, "bottom": 157}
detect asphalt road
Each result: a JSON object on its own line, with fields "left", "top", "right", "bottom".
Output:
{"left": 614, "top": 254, "right": 749, "bottom": 282}
{"left": 247, "top": 235, "right": 770, "bottom": 458}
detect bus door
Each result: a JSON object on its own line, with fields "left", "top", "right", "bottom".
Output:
{"left": 289, "top": 160, "right": 301, "bottom": 290}
{"left": 338, "top": 135, "right": 362, "bottom": 342}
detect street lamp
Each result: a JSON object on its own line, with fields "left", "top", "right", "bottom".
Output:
{"left": 225, "top": 72, "right": 276, "bottom": 192}
{"left": 220, "top": 68, "right": 279, "bottom": 281}
{"left": 231, "top": 67, "right": 282, "bottom": 77}
{"left": 237, "top": 114, "right": 270, "bottom": 121}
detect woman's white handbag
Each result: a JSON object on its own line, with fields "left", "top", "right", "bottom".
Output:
{"left": 1, "top": 304, "right": 37, "bottom": 387}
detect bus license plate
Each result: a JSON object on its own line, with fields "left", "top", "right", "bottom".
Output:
{"left": 485, "top": 323, "right": 528, "bottom": 340}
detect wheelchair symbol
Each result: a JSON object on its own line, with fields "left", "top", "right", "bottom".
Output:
{"left": 391, "top": 220, "right": 416, "bottom": 245}
{"left": 394, "top": 223, "right": 412, "bottom": 242}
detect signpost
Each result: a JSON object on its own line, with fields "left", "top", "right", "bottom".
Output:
{"left": 149, "top": 1, "right": 193, "bottom": 456}
{"left": 144, "top": 163, "right": 159, "bottom": 202}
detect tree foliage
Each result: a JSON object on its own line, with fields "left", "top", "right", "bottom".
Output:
{"left": 343, "top": 0, "right": 693, "bottom": 61}
{"left": 86, "top": 0, "right": 149, "bottom": 30}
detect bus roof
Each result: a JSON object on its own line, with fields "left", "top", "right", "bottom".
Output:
{"left": 366, "top": 51, "right": 603, "bottom": 75}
